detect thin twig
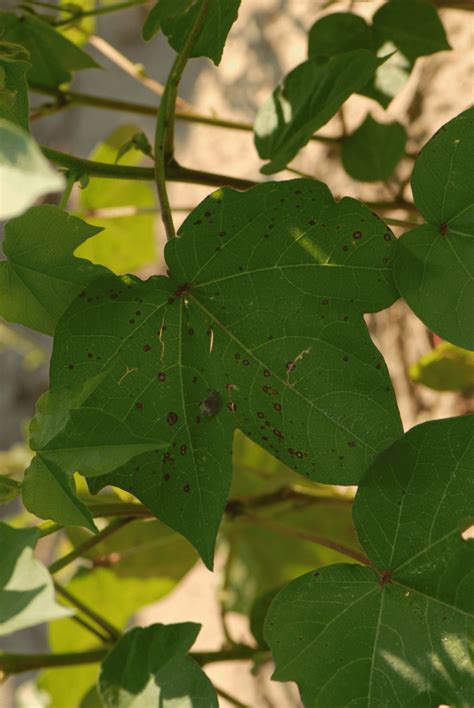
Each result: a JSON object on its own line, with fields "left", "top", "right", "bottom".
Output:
{"left": 48, "top": 517, "right": 133, "bottom": 574}
{"left": 41, "top": 145, "right": 257, "bottom": 191}
{"left": 214, "top": 685, "right": 250, "bottom": 708}
{"left": 87, "top": 35, "right": 190, "bottom": 110}
{"left": 241, "top": 513, "right": 372, "bottom": 567}
{"left": 53, "top": 581, "right": 122, "bottom": 642}
{"left": 52, "top": 0, "right": 147, "bottom": 26}
{"left": 154, "top": 0, "right": 210, "bottom": 239}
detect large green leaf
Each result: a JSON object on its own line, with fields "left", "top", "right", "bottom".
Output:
{"left": 31, "top": 179, "right": 402, "bottom": 567}
{"left": 0, "top": 121, "right": 64, "bottom": 220}
{"left": 341, "top": 114, "right": 407, "bottom": 182}
{"left": 394, "top": 108, "right": 474, "bottom": 349}
{"left": 410, "top": 341, "right": 474, "bottom": 391}
{"left": 0, "top": 205, "right": 109, "bottom": 335}
{"left": 40, "top": 561, "right": 187, "bottom": 708}
{"left": 142, "top": 0, "right": 240, "bottom": 65}
{"left": 266, "top": 415, "right": 474, "bottom": 706}
{"left": 0, "top": 42, "right": 30, "bottom": 130}
{"left": 0, "top": 11, "right": 97, "bottom": 87}
{"left": 98, "top": 623, "right": 218, "bottom": 707}
{"left": 0, "top": 523, "right": 71, "bottom": 636}
{"left": 254, "top": 51, "right": 383, "bottom": 174}
{"left": 372, "top": 0, "right": 450, "bottom": 62}
{"left": 75, "top": 125, "right": 157, "bottom": 275}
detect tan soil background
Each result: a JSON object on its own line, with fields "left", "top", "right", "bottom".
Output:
{"left": 1, "top": 0, "right": 473, "bottom": 705}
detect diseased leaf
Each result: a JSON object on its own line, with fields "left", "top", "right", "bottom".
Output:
{"left": 98, "top": 623, "right": 218, "bottom": 707}
{"left": 40, "top": 563, "right": 186, "bottom": 708}
{"left": 34, "top": 179, "right": 401, "bottom": 567}
{"left": 0, "top": 121, "right": 64, "bottom": 220}
{"left": 266, "top": 415, "right": 474, "bottom": 706}
{"left": 75, "top": 125, "right": 157, "bottom": 275}
{"left": 254, "top": 51, "right": 383, "bottom": 174}
{"left": 0, "top": 11, "right": 98, "bottom": 88}
{"left": 0, "top": 42, "right": 30, "bottom": 130}
{"left": 143, "top": 0, "right": 240, "bottom": 65}
{"left": 410, "top": 341, "right": 474, "bottom": 391}
{"left": 0, "top": 523, "right": 71, "bottom": 636}
{"left": 372, "top": 0, "right": 450, "bottom": 62}
{"left": 0, "top": 205, "right": 108, "bottom": 334}
{"left": 341, "top": 114, "right": 407, "bottom": 182}
{"left": 394, "top": 108, "right": 474, "bottom": 349}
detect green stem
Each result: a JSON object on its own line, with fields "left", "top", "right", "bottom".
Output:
{"left": 69, "top": 614, "right": 111, "bottom": 644}
{"left": 242, "top": 514, "right": 372, "bottom": 567}
{"left": 214, "top": 685, "right": 250, "bottom": 708}
{"left": 29, "top": 84, "right": 339, "bottom": 144}
{"left": 37, "top": 520, "right": 63, "bottom": 538}
{"left": 383, "top": 216, "right": 420, "bottom": 228}
{"left": 53, "top": 0, "right": 147, "bottom": 25}
{"left": 41, "top": 145, "right": 256, "bottom": 191}
{"left": 48, "top": 517, "right": 133, "bottom": 575}
{"left": 0, "top": 649, "right": 108, "bottom": 676}
{"left": 154, "top": 0, "right": 210, "bottom": 240}
{"left": 0, "top": 645, "right": 267, "bottom": 676}
{"left": 54, "top": 581, "right": 122, "bottom": 642}
{"left": 58, "top": 170, "right": 77, "bottom": 210}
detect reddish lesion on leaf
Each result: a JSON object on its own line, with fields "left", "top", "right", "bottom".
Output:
{"left": 378, "top": 569, "right": 393, "bottom": 586}
{"left": 439, "top": 222, "right": 448, "bottom": 236}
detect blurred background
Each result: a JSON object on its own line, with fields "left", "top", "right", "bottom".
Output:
{"left": 1, "top": 0, "right": 473, "bottom": 705}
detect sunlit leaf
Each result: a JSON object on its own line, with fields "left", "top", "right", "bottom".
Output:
{"left": 99, "top": 623, "right": 218, "bottom": 707}
{"left": 0, "top": 121, "right": 64, "bottom": 220}
{"left": 0, "top": 523, "right": 71, "bottom": 636}
{"left": 266, "top": 415, "right": 474, "bottom": 705}
{"left": 75, "top": 125, "right": 156, "bottom": 275}
{"left": 410, "top": 341, "right": 474, "bottom": 391}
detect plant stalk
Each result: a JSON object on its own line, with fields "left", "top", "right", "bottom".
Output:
{"left": 41, "top": 145, "right": 256, "bottom": 191}
{"left": 53, "top": 581, "right": 122, "bottom": 642}
{"left": 154, "top": 0, "right": 210, "bottom": 240}
{"left": 242, "top": 514, "right": 371, "bottom": 567}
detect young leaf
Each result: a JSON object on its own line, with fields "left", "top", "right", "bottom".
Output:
{"left": 75, "top": 125, "right": 157, "bottom": 275}
{"left": 0, "top": 121, "right": 64, "bottom": 220}
{"left": 0, "top": 205, "right": 108, "bottom": 334}
{"left": 37, "top": 179, "right": 401, "bottom": 567}
{"left": 0, "top": 523, "right": 71, "bottom": 636}
{"left": 410, "top": 341, "right": 474, "bottom": 391}
{"left": 0, "top": 11, "right": 98, "bottom": 88}
{"left": 307, "top": 13, "right": 413, "bottom": 110}
{"left": 341, "top": 114, "right": 407, "bottom": 182}
{"left": 0, "top": 42, "right": 30, "bottom": 130}
{"left": 254, "top": 51, "right": 384, "bottom": 174}
{"left": 372, "top": 0, "right": 451, "bottom": 62}
{"left": 98, "top": 623, "right": 218, "bottom": 707}
{"left": 266, "top": 415, "right": 474, "bottom": 706}
{"left": 22, "top": 457, "right": 97, "bottom": 532}
{"left": 394, "top": 108, "right": 474, "bottom": 349}
{"left": 0, "top": 476, "right": 22, "bottom": 505}
{"left": 143, "top": 0, "right": 240, "bottom": 65}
